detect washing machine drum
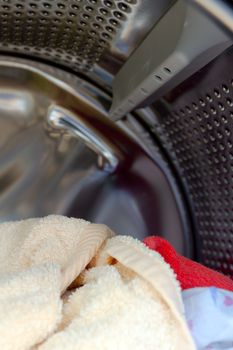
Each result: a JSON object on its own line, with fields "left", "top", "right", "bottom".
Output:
{"left": 0, "top": 0, "right": 232, "bottom": 278}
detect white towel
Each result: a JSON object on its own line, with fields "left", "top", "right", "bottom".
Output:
{"left": 0, "top": 215, "right": 111, "bottom": 349}
{"left": 0, "top": 215, "right": 195, "bottom": 350}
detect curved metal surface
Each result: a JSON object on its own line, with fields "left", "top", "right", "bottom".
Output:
{"left": 47, "top": 105, "right": 119, "bottom": 169}
{"left": 189, "top": 0, "right": 233, "bottom": 35}
{"left": 139, "top": 46, "right": 233, "bottom": 270}
{"left": 0, "top": 0, "right": 173, "bottom": 89}
{"left": 0, "top": 58, "right": 189, "bottom": 254}
{"left": 0, "top": 0, "right": 231, "bottom": 263}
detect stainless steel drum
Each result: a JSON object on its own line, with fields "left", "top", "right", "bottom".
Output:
{"left": 0, "top": 0, "right": 232, "bottom": 273}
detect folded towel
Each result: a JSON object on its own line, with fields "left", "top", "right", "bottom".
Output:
{"left": 0, "top": 216, "right": 195, "bottom": 350}
{"left": 40, "top": 235, "right": 195, "bottom": 350}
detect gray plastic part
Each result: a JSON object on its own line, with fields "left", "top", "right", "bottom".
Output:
{"left": 110, "top": 0, "right": 232, "bottom": 120}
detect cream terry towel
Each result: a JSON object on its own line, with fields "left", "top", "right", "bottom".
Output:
{"left": 0, "top": 215, "right": 195, "bottom": 350}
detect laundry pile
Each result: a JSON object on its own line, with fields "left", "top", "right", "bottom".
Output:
{"left": 144, "top": 236, "right": 233, "bottom": 350}
{"left": 0, "top": 215, "right": 232, "bottom": 350}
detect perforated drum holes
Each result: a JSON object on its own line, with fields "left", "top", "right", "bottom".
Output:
{"left": 0, "top": 0, "right": 137, "bottom": 72}
{"left": 151, "top": 47, "right": 233, "bottom": 276}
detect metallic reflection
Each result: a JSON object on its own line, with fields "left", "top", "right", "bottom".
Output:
{"left": 0, "top": 90, "right": 34, "bottom": 118}
{"left": 0, "top": 59, "right": 188, "bottom": 254}
{"left": 47, "top": 105, "right": 119, "bottom": 169}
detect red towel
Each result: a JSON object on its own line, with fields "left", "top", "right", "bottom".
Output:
{"left": 143, "top": 236, "right": 233, "bottom": 292}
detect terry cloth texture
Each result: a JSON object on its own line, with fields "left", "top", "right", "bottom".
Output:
{"left": 0, "top": 216, "right": 194, "bottom": 350}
